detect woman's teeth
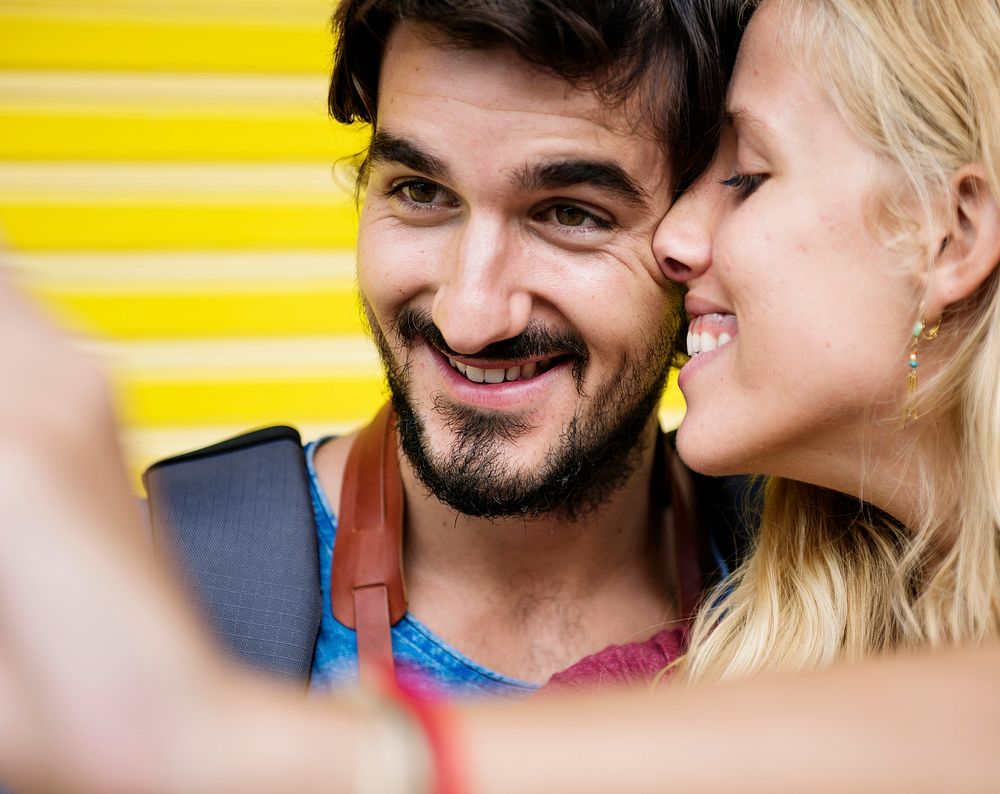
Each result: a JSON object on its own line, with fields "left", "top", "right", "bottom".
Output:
{"left": 687, "top": 330, "right": 733, "bottom": 356}
{"left": 447, "top": 358, "right": 550, "bottom": 384}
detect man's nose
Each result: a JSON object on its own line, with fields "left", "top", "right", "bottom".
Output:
{"left": 431, "top": 215, "right": 531, "bottom": 354}
{"left": 653, "top": 172, "right": 719, "bottom": 284}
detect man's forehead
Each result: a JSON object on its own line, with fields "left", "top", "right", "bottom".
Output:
{"left": 379, "top": 22, "right": 661, "bottom": 140}
{"left": 374, "top": 24, "right": 671, "bottom": 192}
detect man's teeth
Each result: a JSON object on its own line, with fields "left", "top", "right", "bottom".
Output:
{"left": 686, "top": 330, "right": 733, "bottom": 357}
{"left": 449, "top": 358, "right": 542, "bottom": 383}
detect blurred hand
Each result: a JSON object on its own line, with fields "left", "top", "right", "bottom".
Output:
{"left": 0, "top": 261, "right": 229, "bottom": 793}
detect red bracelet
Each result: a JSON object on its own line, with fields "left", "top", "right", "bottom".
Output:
{"left": 374, "top": 662, "right": 467, "bottom": 794}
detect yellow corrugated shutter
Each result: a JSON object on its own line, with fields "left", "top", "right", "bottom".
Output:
{"left": 0, "top": 0, "right": 683, "bottom": 490}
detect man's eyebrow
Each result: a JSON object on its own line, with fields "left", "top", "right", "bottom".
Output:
{"left": 514, "top": 159, "right": 651, "bottom": 209}
{"left": 367, "top": 131, "right": 450, "bottom": 179}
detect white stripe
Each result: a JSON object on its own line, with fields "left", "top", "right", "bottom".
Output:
{"left": 81, "top": 336, "right": 382, "bottom": 376}
{"left": 0, "top": 70, "right": 332, "bottom": 110}
{"left": 0, "top": 162, "right": 359, "bottom": 198}
{"left": 8, "top": 250, "right": 357, "bottom": 284}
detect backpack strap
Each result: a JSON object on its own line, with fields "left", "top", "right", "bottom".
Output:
{"left": 144, "top": 426, "right": 322, "bottom": 684}
{"left": 330, "top": 403, "right": 406, "bottom": 685}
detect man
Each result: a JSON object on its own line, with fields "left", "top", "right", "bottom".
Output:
{"left": 312, "top": 0, "right": 748, "bottom": 693}
{"left": 145, "top": 0, "right": 742, "bottom": 697}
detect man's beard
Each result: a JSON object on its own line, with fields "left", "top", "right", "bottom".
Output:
{"left": 366, "top": 302, "right": 681, "bottom": 522}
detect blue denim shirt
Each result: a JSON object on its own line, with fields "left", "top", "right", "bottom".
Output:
{"left": 306, "top": 440, "right": 537, "bottom": 698}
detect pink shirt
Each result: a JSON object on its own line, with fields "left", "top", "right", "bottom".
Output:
{"left": 542, "top": 626, "right": 687, "bottom": 692}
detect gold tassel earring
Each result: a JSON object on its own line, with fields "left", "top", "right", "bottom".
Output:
{"left": 903, "top": 312, "right": 941, "bottom": 427}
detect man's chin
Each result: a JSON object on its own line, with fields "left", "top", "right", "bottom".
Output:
{"left": 392, "top": 389, "right": 655, "bottom": 522}
{"left": 396, "top": 402, "right": 562, "bottom": 520}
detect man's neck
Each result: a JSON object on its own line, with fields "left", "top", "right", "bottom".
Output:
{"left": 314, "top": 416, "right": 681, "bottom": 685}
{"left": 400, "top": 418, "right": 679, "bottom": 683}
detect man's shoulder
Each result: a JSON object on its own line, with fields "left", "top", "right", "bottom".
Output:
{"left": 144, "top": 425, "right": 323, "bottom": 683}
{"left": 310, "top": 433, "right": 357, "bottom": 515}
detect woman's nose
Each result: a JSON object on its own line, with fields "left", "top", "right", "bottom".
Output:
{"left": 653, "top": 174, "right": 718, "bottom": 284}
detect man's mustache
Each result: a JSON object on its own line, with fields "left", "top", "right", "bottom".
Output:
{"left": 394, "top": 306, "right": 588, "bottom": 365}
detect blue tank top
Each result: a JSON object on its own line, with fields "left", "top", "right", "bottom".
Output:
{"left": 306, "top": 440, "right": 537, "bottom": 698}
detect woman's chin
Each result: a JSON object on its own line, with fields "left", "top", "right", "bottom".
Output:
{"left": 675, "top": 420, "right": 753, "bottom": 478}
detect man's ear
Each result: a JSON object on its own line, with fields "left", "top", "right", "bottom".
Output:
{"left": 925, "top": 164, "right": 1000, "bottom": 318}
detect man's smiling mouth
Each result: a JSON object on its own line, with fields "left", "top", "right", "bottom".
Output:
{"left": 445, "top": 355, "right": 562, "bottom": 384}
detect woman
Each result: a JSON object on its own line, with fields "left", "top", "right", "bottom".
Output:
{"left": 1, "top": 1, "right": 999, "bottom": 791}
{"left": 660, "top": 0, "right": 1000, "bottom": 681}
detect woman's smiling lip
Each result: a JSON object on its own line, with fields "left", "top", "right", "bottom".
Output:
{"left": 678, "top": 294, "right": 739, "bottom": 392}
{"left": 678, "top": 336, "right": 732, "bottom": 391}
{"left": 684, "top": 293, "right": 732, "bottom": 317}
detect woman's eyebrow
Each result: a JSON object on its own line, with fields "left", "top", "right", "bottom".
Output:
{"left": 725, "top": 107, "right": 773, "bottom": 138}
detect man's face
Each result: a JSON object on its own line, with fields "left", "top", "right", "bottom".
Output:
{"left": 357, "top": 23, "right": 682, "bottom": 520}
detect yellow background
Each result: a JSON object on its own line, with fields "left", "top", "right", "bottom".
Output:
{"left": 0, "top": 0, "right": 684, "bottom": 488}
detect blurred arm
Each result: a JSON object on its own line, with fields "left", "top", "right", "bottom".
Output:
{"left": 464, "top": 643, "right": 1000, "bottom": 794}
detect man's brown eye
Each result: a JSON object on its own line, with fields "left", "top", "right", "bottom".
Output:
{"left": 554, "top": 206, "right": 588, "bottom": 226}
{"left": 404, "top": 182, "right": 439, "bottom": 203}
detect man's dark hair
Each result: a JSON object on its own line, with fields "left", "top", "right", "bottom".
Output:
{"left": 329, "top": 0, "right": 745, "bottom": 191}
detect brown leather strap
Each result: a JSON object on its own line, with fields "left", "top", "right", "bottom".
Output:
{"left": 331, "top": 403, "right": 406, "bottom": 680}
{"left": 353, "top": 585, "right": 395, "bottom": 685}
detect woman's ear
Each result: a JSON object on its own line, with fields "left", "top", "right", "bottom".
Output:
{"left": 925, "top": 164, "right": 1000, "bottom": 318}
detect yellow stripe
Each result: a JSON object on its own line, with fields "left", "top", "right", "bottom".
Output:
{"left": 0, "top": 11, "right": 333, "bottom": 74}
{"left": 1, "top": 1, "right": 332, "bottom": 15}
{"left": 0, "top": 202, "right": 358, "bottom": 251}
{"left": 2, "top": 113, "right": 367, "bottom": 162}
{"left": 0, "top": 72, "right": 369, "bottom": 162}
{"left": 28, "top": 288, "right": 365, "bottom": 338}
{"left": 113, "top": 373, "right": 387, "bottom": 427}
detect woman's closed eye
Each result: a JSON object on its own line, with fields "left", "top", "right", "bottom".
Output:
{"left": 720, "top": 172, "right": 766, "bottom": 199}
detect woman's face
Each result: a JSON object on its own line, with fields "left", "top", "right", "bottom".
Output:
{"left": 654, "top": 0, "right": 922, "bottom": 486}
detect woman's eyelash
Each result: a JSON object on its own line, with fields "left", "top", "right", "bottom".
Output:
{"left": 720, "top": 172, "right": 765, "bottom": 198}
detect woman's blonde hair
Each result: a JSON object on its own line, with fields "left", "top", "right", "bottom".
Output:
{"left": 680, "top": 0, "right": 1000, "bottom": 682}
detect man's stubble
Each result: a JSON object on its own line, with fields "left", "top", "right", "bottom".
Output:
{"left": 365, "top": 299, "right": 682, "bottom": 522}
